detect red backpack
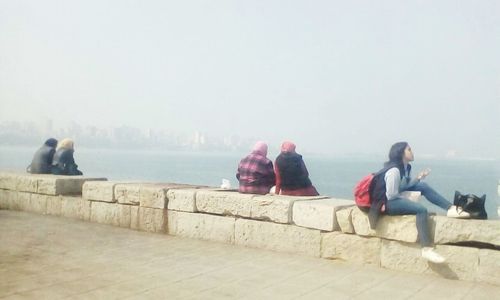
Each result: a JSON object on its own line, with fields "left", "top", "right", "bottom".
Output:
{"left": 354, "top": 174, "right": 375, "bottom": 209}
{"left": 354, "top": 165, "right": 394, "bottom": 209}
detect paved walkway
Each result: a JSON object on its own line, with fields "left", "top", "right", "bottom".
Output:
{"left": 1, "top": 210, "right": 499, "bottom": 300}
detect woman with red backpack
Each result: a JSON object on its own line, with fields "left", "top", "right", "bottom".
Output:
{"left": 370, "top": 142, "right": 470, "bottom": 263}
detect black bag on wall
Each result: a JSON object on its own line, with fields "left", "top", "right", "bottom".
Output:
{"left": 453, "top": 191, "right": 487, "bottom": 220}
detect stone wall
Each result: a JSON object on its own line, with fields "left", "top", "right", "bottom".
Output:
{"left": 1, "top": 172, "right": 499, "bottom": 286}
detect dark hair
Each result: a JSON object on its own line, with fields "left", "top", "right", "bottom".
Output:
{"left": 44, "top": 138, "right": 58, "bottom": 148}
{"left": 384, "top": 141, "right": 408, "bottom": 170}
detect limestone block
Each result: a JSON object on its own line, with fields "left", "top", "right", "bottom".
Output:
{"left": 28, "top": 193, "right": 49, "bottom": 214}
{"left": 46, "top": 195, "right": 63, "bottom": 216}
{"left": 117, "top": 204, "right": 132, "bottom": 228}
{"left": 166, "top": 188, "right": 198, "bottom": 212}
{"left": 37, "top": 176, "right": 107, "bottom": 195}
{"left": 0, "top": 172, "right": 18, "bottom": 190}
{"left": 115, "top": 184, "right": 141, "bottom": 205}
{"left": 293, "top": 198, "right": 354, "bottom": 231}
{"left": 433, "top": 216, "right": 500, "bottom": 247}
{"left": 195, "top": 190, "right": 253, "bottom": 218}
{"left": 90, "top": 201, "right": 120, "bottom": 226}
{"left": 131, "top": 206, "right": 167, "bottom": 233}
{"left": 167, "top": 211, "right": 234, "bottom": 243}
{"left": 139, "top": 184, "right": 168, "bottom": 209}
{"left": 82, "top": 181, "right": 117, "bottom": 202}
{"left": 15, "top": 175, "right": 38, "bottom": 193}
{"left": 62, "top": 196, "right": 91, "bottom": 221}
{"left": 1, "top": 189, "right": 17, "bottom": 210}
{"left": 381, "top": 240, "right": 479, "bottom": 281}
{"left": 14, "top": 192, "right": 31, "bottom": 211}
{"left": 336, "top": 206, "right": 355, "bottom": 233}
{"left": 0, "top": 189, "right": 10, "bottom": 209}
{"left": 235, "top": 219, "right": 321, "bottom": 257}
{"left": 250, "top": 195, "right": 310, "bottom": 224}
{"left": 478, "top": 249, "right": 500, "bottom": 286}
{"left": 351, "top": 207, "right": 419, "bottom": 243}
{"left": 321, "top": 232, "right": 381, "bottom": 265}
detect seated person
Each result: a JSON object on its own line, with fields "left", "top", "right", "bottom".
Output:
{"left": 51, "top": 138, "right": 83, "bottom": 176}
{"left": 27, "top": 138, "right": 58, "bottom": 174}
{"left": 236, "top": 141, "right": 275, "bottom": 194}
{"left": 275, "top": 141, "right": 319, "bottom": 196}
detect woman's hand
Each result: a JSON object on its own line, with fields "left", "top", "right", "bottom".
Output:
{"left": 417, "top": 168, "right": 431, "bottom": 180}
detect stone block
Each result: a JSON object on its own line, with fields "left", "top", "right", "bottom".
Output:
{"left": 433, "top": 216, "right": 500, "bottom": 247}
{"left": 235, "top": 219, "right": 321, "bottom": 257}
{"left": 90, "top": 201, "right": 120, "bottom": 226}
{"left": 115, "top": 184, "right": 141, "bottom": 205}
{"left": 478, "top": 249, "right": 500, "bottom": 286}
{"left": 351, "top": 207, "right": 419, "bottom": 243}
{"left": 167, "top": 211, "right": 234, "bottom": 243}
{"left": 195, "top": 190, "right": 253, "bottom": 218}
{"left": 15, "top": 175, "right": 38, "bottom": 193}
{"left": 167, "top": 188, "right": 198, "bottom": 212}
{"left": 0, "top": 189, "right": 10, "bottom": 209}
{"left": 336, "top": 206, "right": 355, "bottom": 233}
{"left": 250, "top": 195, "right": 312, "bottom": 224}
{"left": 62, "top": 196, "right": 91, "bottom": 221}
{"left": 139, "top": 184, "right": 168, "bottom": 209}
{"left": 381, "top": 240, "right": 479, "bottom": 281}
{"left": 321, "top": 232, "right": 381, "bottom": 265}
{"left": 293, "top": 198, "right": 354, "bottom": 231}
{"left": 117, "top": 204, "right": 132, "bottom": 228}
{"left": 131, "top": 206, "right": 167, "bottom": 233}
{"left": 28, "top": 193, "right": 48, "bottom": 214}
{"left": 46, "top": 195, "right": 63, "bottom": 216}
{"left": 82, "top": 181, "right": 117, "bottom": 202}
{"left": 14, "top": 192, "right": 31, "bottom": 211}
{"left": 0, "top": 172, "right": 18, "bottom": 190}
{"left": 37, "top": 176, "right": 107, "bottom": 196}
{"left": 1, "top": 189, "right": 17, "bottom": 210}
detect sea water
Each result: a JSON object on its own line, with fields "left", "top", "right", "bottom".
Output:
{"left": 1, "top": 146, "right": 498, "bottom": 218}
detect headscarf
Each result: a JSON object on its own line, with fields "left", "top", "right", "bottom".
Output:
{"left": 252, "top": 141, "right": 268, "bottom": 157}
{"left": 280, "top": 141, "right": 296, "bottom": 153}
{"left": 57, "top": 138, "right": 74, "bottom": 151}
{"left": 44, "top": 138, "right": 58, "bottom": 148}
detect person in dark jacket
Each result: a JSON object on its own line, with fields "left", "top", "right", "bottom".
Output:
{"left": 370, "top": 142, "right": 469, "bottom": 264}
{"left": 274, "top": 141, "right": 319, "bottom": 196}
{"left": 51, "top": 138, "right": 83, "bottom": 176}
{"left": 236, "top": 141, "right": 276, "bottom": 195}
{"left": 27, "top": 138, "right": 58, "bottom": 174}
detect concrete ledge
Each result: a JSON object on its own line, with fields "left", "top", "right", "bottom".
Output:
{"left": 321, "top": 232, "right": 381, "bottom": 265}
{"left": 90, "top": 201, "right": 121, "bottom": 226}
{"left": 115, "top": 183, "right": 141, "bottom": 205}
{"left": 61, "top": 196, "right": 91, "bottom": 221}
{"left": 433, "top": 216, "right": 500, "bottom": 247}
{"left": 168, "top": 210, "right": 235, "bottom": 243}
{"left": 293, "top": 198, "right": 354, "bottom": 231}
{"left": 235, "top": 218, "right": 321, "bottom": 257}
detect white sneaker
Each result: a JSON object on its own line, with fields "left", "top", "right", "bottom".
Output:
{"left": 446, "top": 205, "right": 470, "bottom": 219}
{"left": 421, "top": 247, "right": 446, "bottom": 264}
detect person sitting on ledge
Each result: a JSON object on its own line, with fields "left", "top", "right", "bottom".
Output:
{"left": 27, "top": 138, "right": 58, "bottom": 174}
{"left": 51, "top": 138, "right": 83, "bottom": 176}
{"left": 236, "top": 141, "right": 276, "bottom": 195}
{"left": 370, "top": 141, "right": 470, "bottom": 264}
{"left": 274, "top": 141, "right": 319, "bottom": 196}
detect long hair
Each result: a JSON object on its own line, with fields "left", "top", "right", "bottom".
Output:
{"left": 57, "top": 138, "right": 74, "bottom": 151}
{"left": 384, "top": 142, "right": 408, "bottom": 174}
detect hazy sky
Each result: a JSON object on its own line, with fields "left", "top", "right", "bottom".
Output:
{"left": 0, "top": 1, "right": 499, "bottom": 158}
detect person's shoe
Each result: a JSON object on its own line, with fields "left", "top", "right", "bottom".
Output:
{"left": 421, "top": 247, "right": 446, "bottom": 264}
{"left": 446, "top": 205, "right": 470, "bottom": 219}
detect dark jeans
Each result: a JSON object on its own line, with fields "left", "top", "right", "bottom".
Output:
{"left": 385, "top": 182, "right": 452, "bottom": 247}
